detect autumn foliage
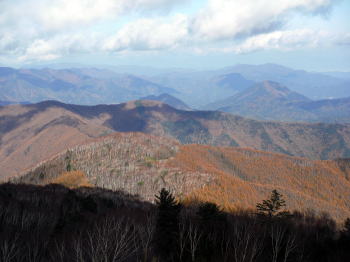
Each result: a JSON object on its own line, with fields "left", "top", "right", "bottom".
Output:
{"left": 12, "top": 133, "right": 350, "bottom": 222}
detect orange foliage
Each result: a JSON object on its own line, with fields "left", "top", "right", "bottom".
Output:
{"left": 167, "top": 144, "right": 350, "bottom": 221}
{"left": 51, "top": 170, "right": 92, "bottom": 189}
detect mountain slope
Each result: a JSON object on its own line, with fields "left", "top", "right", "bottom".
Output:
{"left": 1, "top": 100, "right": 350, "bottom": 179}
{"left": 295, "top": 97, "right": 350, "bottom": 123}
{"left": 205, "top": 81, "right": 311, "bottom": 121}
{"left": 140, "top": 93, "right": 191, "bottom": 110}
{"left": 15, "top": 132, "right": 350, "bottom": 221}
{"left": 206, "top": 81, "right": 350, "bottom": 123}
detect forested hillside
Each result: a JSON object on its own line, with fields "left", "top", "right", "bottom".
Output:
{"left": 2, "top": 100, "right": 350, "bottom": 179}
{"left": 15, "top": 132, "right": 350, "bottom": 222}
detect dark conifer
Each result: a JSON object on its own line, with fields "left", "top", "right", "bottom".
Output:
{"left": 256, "top": 189, "right": 289, "bottom": 217}
{"left": 154, "top": 188, "right": 181, "bottom": 261}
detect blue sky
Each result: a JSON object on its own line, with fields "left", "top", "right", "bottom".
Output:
{"left": 0, "top": 0, "right": 349, "bottom": 71}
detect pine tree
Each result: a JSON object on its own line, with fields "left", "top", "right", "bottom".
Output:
{"left": 343, "top": 218, "right": 350, "bottom": 236}
{"left": 256, "top": 189, "right": 289, "bottom": 217}
{"left": 154, "top": 188, "right": 181, "bottom": 261}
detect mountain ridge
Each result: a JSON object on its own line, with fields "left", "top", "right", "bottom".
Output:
{"left": 140, "top": 93, "right": 191, "bottom": 110}
{"left": 205, "top": 81, "right": 350, "bottom": 123}
{"left": 0, "top": 67, "right": 178, "bottom": 105}
{"left": 13, "top": 132, "right": 350, "bottom": 222}
{"left": 1, "top": 100, "right": 350, "bottom": 180}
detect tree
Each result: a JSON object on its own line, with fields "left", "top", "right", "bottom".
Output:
{"left": 342, "top": 218, "right": 350, "bottom": 236}
{"left": 154, "top": 188, "right": 181, "bottom": 261}
{"left": 256, "top": 190, "right": 289, "bottom": 218}
{"left": 197, "top": 202, "right": 223, "bottom": 222}
{"left": 197, "top": 202, "right": 226, "bottom": 261}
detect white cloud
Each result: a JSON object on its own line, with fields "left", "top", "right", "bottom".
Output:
{"left": 191, "top": 0, "right": 335, "bottom": 40}
{"left": 230, "top": 29, "right": 330, "bottom": 53}
{"left": 103, "top": 14, "right": 189, "bottom": 51}
{"left": 0, "top": 0, "right": 188, "bottom": 32}
{"left": 336, "top": 33, "right": 350, "bottom": 46}
{"left": 0, "top": 0, "right": 190, "bottom": 61}
{"left": 18, "top": 33, "right": 100, "bottom": 62}
{"left": 0, "top": 0, "right": 344, "bottom": 63}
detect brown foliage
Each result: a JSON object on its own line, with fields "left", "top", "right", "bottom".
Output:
{"left": 51, "top": 171, "right": 92, "bottom": 189}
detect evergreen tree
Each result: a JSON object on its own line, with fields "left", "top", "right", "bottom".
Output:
{"left": 343, "top": 218, "right": 350, "bottom": 236}
{"left": 256, "top": 189, "right": 289, "bottom": 217}
{"left": 197, "top": 202, "right": 226, "bottom": 261}
{"left": 154, "top": 188, "right": 181, "bottom": 261}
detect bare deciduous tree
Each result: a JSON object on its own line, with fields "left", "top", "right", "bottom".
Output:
{"left": 231, "top": 219, "right": 262, "bottom": 262}
{"left": 187, "top": 222, "right": 202, "bottom": 262}
{"left": 283, "top": 231, "right": 298, "bottom": 262}
{"left": 86, "top": 217, "right": 140, "bottom": 262}
{"left": 138, "top": 213, "right": 155, "bottom": 262}
{"left": 270, "top": 223, "right": 286, "bottom": 262}
{"left": 0, "top": 234, "right": 19, "bottom": 262}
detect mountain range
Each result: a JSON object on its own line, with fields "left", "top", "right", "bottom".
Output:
{"left": 205, "top": 81, "right": 350, "bottom": 123}
{"left": 2, "top": 64, "right": 349, "bottom": 110}
{"left": 148, "top": 63, "right": 350, "bottom": 106}
{"left": 0, "top": 67, "right": 177, "bottom": 105}
{"left": 1, "top": 100, "right": 350, "bottom": 180}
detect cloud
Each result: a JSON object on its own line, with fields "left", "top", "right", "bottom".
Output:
{"left": 230, "top": 29, "right": 330, "bottom": 53}
{"left": 191, "top": 0, "right": 336, "bottom": 40}
{"left": 18, "top": 33, "right": 101, "bottom": 62}
{"left": 0, "top": 0, "right": 189, "bottom": 33}
{"left": 335, "top": 33, "right": 350, "bottom": 46}
{"left": 103, "top": 14, "right": 189, "bottom": 51}
{"left": 0, "top": 0, "right": 190, "bottom": 62}
{"left": 0, "top": 0, "right": 344, "bottom": 63}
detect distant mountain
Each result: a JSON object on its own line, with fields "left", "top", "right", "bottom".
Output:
{"left": 1, "top": 100, "right": 350, "bottom": 179}
{"left": 323, "top": 71, "right": 350, "bottom": 80}
{"left": 0, "top": 100, "right": 30, "bottom": 106}
{"left": 205, "top": 81, "right": 310, "bottom": 120}
{"left": 220, "top": 63, "right": 350, "bottom": 100}
{"left": 140, "top": 93, "right": 191, "bottom": 110}
{"left": 15, "top": 132, "right": 350, "bottom": 221}
{"left": 149, "top": 71, "right": 255, "bottom": 107}
{"left": 211, "top": 73, "right": 255, "bottom": 93}
{"left": 296, "top": 97, "right": 350, "bottom": 123}
{"left": 3, "top": 64, "right": 348, "bottom": 107}
{"left": 0, "top": 67, "right": 177, "bottom": 105}
{"left": 149, "top": 63, "right": 350, "bottom": 106}
{"left": 206, "top": 81, "right": 350, "bottom": 123}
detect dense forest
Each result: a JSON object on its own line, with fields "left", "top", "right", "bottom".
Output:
{"left": 0, "top": 183, "right": 349, "bottom": 262}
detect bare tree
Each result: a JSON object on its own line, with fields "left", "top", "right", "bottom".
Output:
{"left": 231, "top": 219, "right": 262, "bottom": 262}
{"left": 187, "top": 222, "right": 202, "bottom": 262}
{"left": 73, "top": 236, "right": 85, "bottom": 262}
{"left": 220, "top": 230, "right": 231, "bottom": 262}
{"left": 270, "top": 223, "right": 286, "bottom": 262}
{"left": 86, "top": 217, "right": 140, "bottom": 262}
{"left": 0, "top": 233, "right": 19, "bottom": 262}
{"left": 138, "top": 213, "right": 155, "bottom": 262}
{"left": 178, "top": 221, "right": 189, "bottom": 262}
{"left": 283, "top": 231, "right": 298, "bottom": 262}
{"left": 51, "top": 240, "right": 67, "bottom": 262}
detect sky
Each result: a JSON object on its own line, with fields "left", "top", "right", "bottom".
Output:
{"left": 0, "top": 0, "right": 349, "bottom": 71}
